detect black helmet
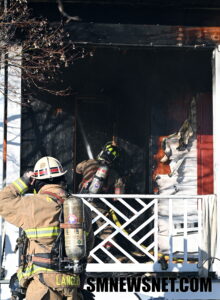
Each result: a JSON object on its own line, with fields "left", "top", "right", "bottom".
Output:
{"left": 97, "top": 142, "right": 121, "bottom": 164}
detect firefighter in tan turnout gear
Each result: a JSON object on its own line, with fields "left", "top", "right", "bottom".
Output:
{"left": 0, "top": 156, "right": 94, "bottom": 300}
{"left": 76, "top": 141, "right": 125, "bottom": 195}
{"left": 76, "top": 142, "right": 125, "bottom": 246}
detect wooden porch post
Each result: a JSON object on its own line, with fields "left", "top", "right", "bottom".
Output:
{"left": 0, "top": 46, "right": 21, "bottom": 299}
{"left": 212, "top": 47, "right": 220, "bottom": 278}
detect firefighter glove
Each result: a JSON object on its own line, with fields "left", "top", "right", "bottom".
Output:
{"left": 12, "top": 171, "right": 35, "bottom": 195}
{"left": 21, "top": 171, "right": 35, "bottom": 186}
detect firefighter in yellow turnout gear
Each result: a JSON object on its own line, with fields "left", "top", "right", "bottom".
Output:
{"left": 0, "top": 156, "right": 94, "bottom": 300}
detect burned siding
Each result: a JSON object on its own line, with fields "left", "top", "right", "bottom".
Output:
{"left": 21, "top": 96, "right": 74, "bottom": 191}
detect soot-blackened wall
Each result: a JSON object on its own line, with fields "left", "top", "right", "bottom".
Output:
{"left": 21, "top": 47, "right": 212, "bottom": 193}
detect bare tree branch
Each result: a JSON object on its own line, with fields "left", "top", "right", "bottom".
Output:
{"left": 0, "top": 0, "right": 85, "bottom": 101}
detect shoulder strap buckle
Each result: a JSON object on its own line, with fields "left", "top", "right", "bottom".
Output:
{"left": 41, "top": 191, "right": 65, "bottom": 204}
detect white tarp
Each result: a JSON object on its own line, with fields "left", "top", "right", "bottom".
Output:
{"left": 155, "top": 114, "right": 198, "bottom": 255}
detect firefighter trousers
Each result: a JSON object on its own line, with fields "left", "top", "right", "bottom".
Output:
{"left": 25, "top": 275, "right": 83, "bottom": 300}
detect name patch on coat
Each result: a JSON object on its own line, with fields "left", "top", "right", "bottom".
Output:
{"left": 55, "top": 274, "right": 80, "bottom": 287}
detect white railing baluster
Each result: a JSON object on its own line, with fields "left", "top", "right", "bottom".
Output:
{"left": 134, "top": 197, "right": 149, "bottom": 207}
{"left": 145, "top": 242, "right": 155, "bottom": 253}
{"left": 117, "top": 198, "right": 137, "bottom": 214}
{"left": 154, "top": 198, "right": 158, "bottom": 261}
{"left": 198, "top": 197, "right": 202, "bottom": 266}
{"left": 137, "top": 228, "right": 155, "bottom": 245}
{"left": 92, "top": 215, "right": 101, "bottom": 224}
{"left": 109, "top": 240, "right": 139, "bottom": 263}
{"left": 184, "top": 198, "right": 188, "bottom": 263}
{"left": 169, "top": 198, "right": 173, "bottom": 263}
{"left": 94, "top": 222, "right": 110, "bottom": 235}
{"left": 100, "top": 197, "right": 129, "bottom": 221}
{"left": 101, "top": 247, "right": 120, "bottom": 263}
{"left": 129, "top": 215, "right": 155, "bottom": 238}
{"left": 92, "top": 253, "right": 104, "bottom": 264}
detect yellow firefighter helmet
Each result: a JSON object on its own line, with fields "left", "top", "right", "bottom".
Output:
{"left": 33, "top": 156, "right": 67, "bottom": 179}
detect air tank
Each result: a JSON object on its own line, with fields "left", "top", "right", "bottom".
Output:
{"left": 63, "top": 196, "right": 86, "bottom": 263}
{"left": 89, "top": 164, "right": 109, "bottom": 194}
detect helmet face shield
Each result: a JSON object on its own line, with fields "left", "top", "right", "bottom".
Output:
{"left": 33, "top": 156, "right": 67, "bottom": 180}
{"left": 97, "top": 143, "right": 120, "bottom": 164}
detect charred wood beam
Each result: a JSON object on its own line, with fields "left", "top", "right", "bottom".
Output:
{"left": 29, "top": 0, "right": 220, "bottom": 10}
{"left": 67, "top": 23, "right": 220, "bottom": 47}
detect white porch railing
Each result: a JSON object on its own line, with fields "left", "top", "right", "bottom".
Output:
{"left": 74, "top": 194, "right": 217, "bottom": 273}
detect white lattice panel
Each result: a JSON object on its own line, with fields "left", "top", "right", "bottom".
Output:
{"left": 74, "top": 194, "right": 211, "bottom": 273}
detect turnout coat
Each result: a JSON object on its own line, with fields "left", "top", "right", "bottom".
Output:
{"left": 0, "top": 179, "right": 94, "bottom": 296}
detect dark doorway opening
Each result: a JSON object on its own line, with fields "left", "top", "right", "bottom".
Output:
{"left": 68, "top": 47, "right": 212, "bottom": 194}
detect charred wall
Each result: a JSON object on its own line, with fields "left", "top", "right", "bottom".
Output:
{"left": 21, "top": 94, "right": 75, "bottom": 191}
{"left": 21, "top": 45, "right": 212, "bottom": 194}
{"left": 65, "top": 47, "right": 212, "bottom": 193}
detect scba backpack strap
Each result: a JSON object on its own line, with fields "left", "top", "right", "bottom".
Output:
{"left": 28, "top": 191, "right": 66, "bottom": 271}
{"left": 41, "top": 191, "right": 65, "bottom": 204}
